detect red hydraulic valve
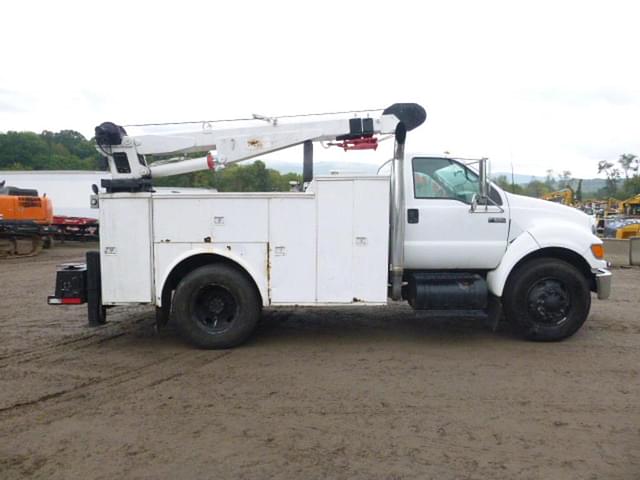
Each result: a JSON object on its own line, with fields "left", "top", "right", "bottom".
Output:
{"left": 206, "top": 152, "right": 216, "bottom": 170}
{"left": 329, "top": 137, "right": 378, "bottom": 151}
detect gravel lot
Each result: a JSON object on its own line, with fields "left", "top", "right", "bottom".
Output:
{"left": 1, "top": 244, "right": 639, "bottom": 479}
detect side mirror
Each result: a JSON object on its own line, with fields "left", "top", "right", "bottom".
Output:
{"left": 470, "top": 157, "right": 491, "bottom": 212}
{"left": 478, "top": 157, "right": 489, "bottom": 199}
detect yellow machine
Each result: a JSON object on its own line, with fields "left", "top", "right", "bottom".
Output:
{"left": 615, "top": 223, "right": 640, "bottom": 239}
{"left": 542, "top": 188, "right": 574, "bottom": 206}
{"left": 610, "top": 194, "right": 640, "bottom": 238}
{"left": 620, "top": 194, "right": 640, "bottom": 216}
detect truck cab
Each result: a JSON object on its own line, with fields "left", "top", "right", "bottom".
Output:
{"left": 402, "top": 155, "right": 610, "bottom": 341}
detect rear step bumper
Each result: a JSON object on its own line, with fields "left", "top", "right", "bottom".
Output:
{"left": 47, "top": 262, "right": 87, "bottom": 305}
{"left": 48, "top": 251, "right": 106, "bottom": 325}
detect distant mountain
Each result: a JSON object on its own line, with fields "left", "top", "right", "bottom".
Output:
{"left": 578, "top": 178, "right": 607, "bottom": 193}
{"left": 492, "top": 172, "right": 545, "bottom": 184}
{"left": 493, "top": 171, "right": 606, "bottom": 193}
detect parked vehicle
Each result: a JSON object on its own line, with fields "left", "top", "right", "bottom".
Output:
{"left": 0, "top": 182, "right": 55, "bottom": 257}
{"left": 49, "top": 103, "right": 611, "bottom": 347}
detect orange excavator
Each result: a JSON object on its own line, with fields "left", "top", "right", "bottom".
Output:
{"left": 0, "top": 181, "right": 56, "bottom": 257}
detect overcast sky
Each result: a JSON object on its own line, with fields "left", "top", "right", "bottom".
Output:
{"left": 1, "top": 0, "right": 638, "bottom": 178}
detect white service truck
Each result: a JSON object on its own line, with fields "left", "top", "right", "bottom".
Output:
{"left": 48, "top": 103, "right": 611, "bottom": 348}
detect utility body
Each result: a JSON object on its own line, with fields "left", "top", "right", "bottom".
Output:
{"left": 49, "top": 103, "right": 611, "bottom": 347}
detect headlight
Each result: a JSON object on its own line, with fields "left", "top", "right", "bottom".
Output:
{"left": 591, "top": 244, "right": 605, "bottom": 260}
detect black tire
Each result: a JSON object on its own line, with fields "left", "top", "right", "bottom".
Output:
{"left": 172, "top": 264, "right": 261, "bottom": 349}
{"left": 503, "top": 258, "right": 591, "bottom": 341}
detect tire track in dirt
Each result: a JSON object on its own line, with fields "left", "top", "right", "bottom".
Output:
{"left": 0, "top": 314, "right": 151, "bottom": 368}
{"left": 0, "top": 345, "right": 232, "bottom": 423}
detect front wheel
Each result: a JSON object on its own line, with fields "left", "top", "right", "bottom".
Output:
{"left": 503, "top": 258, "right": 591, "bottom": 341}
{"left": 172, "top": 264, "right": 261, "bottom": 349}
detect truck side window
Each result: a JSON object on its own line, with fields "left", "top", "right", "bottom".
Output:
{"left": 413, "top": 157, "right": 479, "bottom": 203}
{"left": 412, "top": 157, "right": 503, "bottom": 205}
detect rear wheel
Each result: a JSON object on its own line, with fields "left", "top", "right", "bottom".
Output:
{"left": 172, "top": 264, "right": 261, "bottom": 349}
{"left": 503, "top": 258, "right": 591, "bottom": 341}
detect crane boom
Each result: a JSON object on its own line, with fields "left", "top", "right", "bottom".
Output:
{"left": 94, "top": 103, "right": 426, "bottom": 192}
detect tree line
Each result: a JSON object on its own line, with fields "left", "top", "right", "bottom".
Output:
{"left": 493, "top": 169, "right": 587, "bottom": 201}
{"left": 494, "top": 153, "right": 639, "bottom": 201}
{"left": 0, "top": 130, "right": 102, "bottom": 170}
{"left": 152, "top": 160, "right": 301, "bottom": 192}
{"left": 596, "top": 154, "right": 640, "bottom": 199}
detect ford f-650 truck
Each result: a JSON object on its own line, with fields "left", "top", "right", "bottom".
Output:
{"left": 48, "top": 103, "right": 611, "bottom": 348}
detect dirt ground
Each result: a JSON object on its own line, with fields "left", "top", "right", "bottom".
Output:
{"left": 0, "top": 244, "right": 638, "bottom": 480}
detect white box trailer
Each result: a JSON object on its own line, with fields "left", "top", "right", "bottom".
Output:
{"left": 49, "top": 103, "right": 612, "bottom": 348}
{"left": 0, "top": 170, "right": 110, "bottom": 218}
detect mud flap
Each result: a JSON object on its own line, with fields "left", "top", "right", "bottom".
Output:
{"left": 86, "top": 251, "right": 106, "bottom": 326}
{"left": 485, "top": 294, "right": 503, "bottom": 331}
{"left": 155, "top": 287, "right": 172, "bottom": 331}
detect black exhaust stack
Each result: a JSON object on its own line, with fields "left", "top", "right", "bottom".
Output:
{"left": 383, "top": 103, "right": 426, "bottom": 131}
{"left": 303, "top": 140, "right": 313, "bottom": 184}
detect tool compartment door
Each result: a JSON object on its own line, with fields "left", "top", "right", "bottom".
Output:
{"left": 100, "top": 195, "right": 153, "bottom": 303}
{"left": 268, "top": 196, "right": 317, "bottom": 304}
{"left": 352, "top": 178, "right": 389, "bottom": 302}
{"left": 315, "top": 176, "right": 389, "bottom": 303}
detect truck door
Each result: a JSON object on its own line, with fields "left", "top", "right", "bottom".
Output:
{"left": 403, "top": 157, "right": 508, "bottom": 269}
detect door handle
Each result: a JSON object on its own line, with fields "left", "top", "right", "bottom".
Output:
{"left": 407, "top": 208, "right": 419, "bottom": 224}
{"left": 488, "top": 217, "right": 506, "bottom": 223}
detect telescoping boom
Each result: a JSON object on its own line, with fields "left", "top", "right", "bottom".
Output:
{"left": 94, "top": 103, "right": 427, "bottom": 192}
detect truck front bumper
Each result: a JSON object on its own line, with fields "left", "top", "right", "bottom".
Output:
{"left": 592, "top": 268, "right": 612, "bottom": 300}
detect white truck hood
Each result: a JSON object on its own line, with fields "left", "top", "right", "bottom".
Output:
{"left": 504, "top": 192, "right": 594, "bottom": 239}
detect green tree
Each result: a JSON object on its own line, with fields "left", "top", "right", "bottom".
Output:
{"left": 557, "top": 170, "right": 572, "bottom": 189}
{"left": 622, "top": 175, "right": 640, "bottom": 198}
{"left": 0, "top": 130, "right": 101, "bottom": 171}
{"left": 597, "top": 160, "right": 621, "bottom": 197}
{"left": 524, "top": 180, "right": 550, "bottom": 198}
{"left": 153, "top": 160, "right": 302, "bottom": 192}
{"left": 575, "top": 179, "right": 583, "bottom": 203}
{"left": 618, "top": 153, "right": 638, "bottom": 181}
{"left": 0, "top": 131, "right": 48, "bottom": 169}
{"left": 493, "top": 174, "right": 523, "bottom": 194}
{"left": 544, "top": 169, "right": 556, "bottom": 190}
{"left": 52, "top": 130, "right": 98, "bottom": 159}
